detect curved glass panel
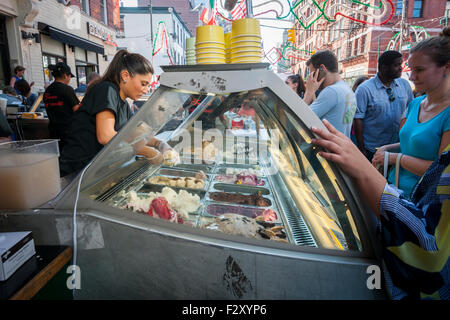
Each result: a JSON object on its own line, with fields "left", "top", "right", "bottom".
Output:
{"left": 82, "top": 86, "right": 362, "bottom": 251}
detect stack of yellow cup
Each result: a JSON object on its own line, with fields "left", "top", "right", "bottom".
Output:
{"left": 231, "top": 18, "right": 261, "bottom": 63}
{"left": 196, "top": 25, "right": 226, "bottom": 64}
{"left": 186, "top": 37, "right": 196, "bottom": 65}
{"left": 225, "top": 32, "right": 231, "bottom": 64}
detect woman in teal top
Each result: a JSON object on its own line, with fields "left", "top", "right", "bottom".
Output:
{"left": 372, "top": 28, "right": 450, "bottom": 199}
{"left": 388, "top": 95, "right": 449, "bottom": 198}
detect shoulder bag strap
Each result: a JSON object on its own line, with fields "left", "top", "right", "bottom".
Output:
{"left": 383, "top": 151, "right": 390, "bottom": 178}
{"left": 395, "top": 153, "right": 403, "bottom": 188}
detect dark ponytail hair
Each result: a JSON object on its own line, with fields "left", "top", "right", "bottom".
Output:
{"left": 410, "top": 26, "right": 450, "bottom": 67}
{"left": 87, "top": 49, "right": 154, "bottom": 94}
{"left": 287, "top": 74, "right": 306, "bottom": 97}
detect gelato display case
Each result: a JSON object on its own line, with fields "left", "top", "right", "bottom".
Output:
{"left": 0, "top": 64, "right": 385, "bottom": 299}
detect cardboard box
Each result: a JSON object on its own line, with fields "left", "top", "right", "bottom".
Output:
{"left": 0, "top": 232, "right": 36, "bottom": 281}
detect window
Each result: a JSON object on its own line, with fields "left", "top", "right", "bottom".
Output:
{"left": 360, "top": 35, "right": 366, "bottom": 53}
{"left": 101, "top": 0, "right": 108, "bottom": 24}
{"left": 118, "top": 15, "right": 125, "bottom": 37}
{"left": 347, "top": 41, "right": 352, "bottom": 58}
{"left": 353, "top": 38, "right": 359, "bottom": 56}
{"left": 75, "top": 48, "right": 99, "bottom": 87}
{"left": 396, "top": 0, "right": 403, "bottom": 16}
{"left": 413, "top": 0, "right": 424, "bottom": 18}
{"left": 81, "top": 0, "right": 90, "bottom": 15}
{"left": 336, "top": 47, "right": 341, "bottom": 61}
{"left": 447, "top": 1, "right": 450, "bottom": 19}
{"left": 42, "top": 53, "right": 65, "bottom": 83}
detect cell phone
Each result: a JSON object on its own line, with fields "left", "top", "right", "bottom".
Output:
{"left": 317, "top": 67, "right": 326, "bottom": 81}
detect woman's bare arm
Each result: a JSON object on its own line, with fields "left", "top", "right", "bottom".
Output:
{"left": 311, "top": 120, "right": 386, "bottom": 217}
{"left": 95, "top": 110, "right": 117, "bottom": 145}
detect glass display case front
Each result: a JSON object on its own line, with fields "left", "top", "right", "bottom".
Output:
{"left": 79, "top": 81, "right": 362, "bottom": 252}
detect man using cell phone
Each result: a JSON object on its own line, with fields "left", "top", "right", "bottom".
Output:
{"left": 303, "top": 50, "right": 357, "bottom": 138}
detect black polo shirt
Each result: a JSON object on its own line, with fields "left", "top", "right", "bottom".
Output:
{"left": 44, "top": 81, "right": 79, "bottom": 145}
{"left": 60, "top": 81, "right": 131, "bottom": 176}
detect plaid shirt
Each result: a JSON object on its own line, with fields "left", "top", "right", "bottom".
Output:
{"left": 378, "top": 146, "right": 450, "bottom": 300}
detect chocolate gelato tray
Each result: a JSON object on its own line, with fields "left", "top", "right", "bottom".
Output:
{"left": 200, "top": 202, "right": 282, "bottom": 225}
{"left": 205, "top": 190, "right": 274, "bottom": 209}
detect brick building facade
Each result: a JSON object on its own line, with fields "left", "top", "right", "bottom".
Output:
{"left": 291, "top": 0, "right": 447, "bottom": 85}
{"left": 0, "top": 0, "right": 120, "bottom": 91}
{"left": 137, "top": 0, "right": 198, "bottom": 35}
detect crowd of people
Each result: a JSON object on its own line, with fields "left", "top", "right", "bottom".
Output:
{"left": 0, "top": 25, "right": 448, "bottom": 300}
{"left": 292, "top": 27, "right": 448, "bottom": 300}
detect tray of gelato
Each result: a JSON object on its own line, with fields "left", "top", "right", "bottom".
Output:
{"left": 204, "top": 203, "right": 280, "bottom": 223}
{"left": 214, "top": 165, "right": 264, "bottom": 176}
{"left": 214, "top": 172, "right": 266, "bottom": 186}
{"left": 121, "top": 187, "right": 202, "bottom": 226}
{"left": 208, "top": 191, "right": 271, "bottom": 207}
{"left": 199, "top": 214, "right": 288, "bottom": 243}
{"left": 148, "top": 169, "right": 209, "bottom": 190}
{"left": 139, "top": 182, "right": 206, "bottom": 199}
{"left": 148, "top": 176, "right": 206, "bottom": 189}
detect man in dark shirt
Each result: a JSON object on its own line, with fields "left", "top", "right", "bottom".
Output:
{"left": 43, "top": 62, "right": 79, "bottom": 152}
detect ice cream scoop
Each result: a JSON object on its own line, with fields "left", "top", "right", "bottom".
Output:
{"left": 163, "top": 149, "right": 180, "bottom": 166}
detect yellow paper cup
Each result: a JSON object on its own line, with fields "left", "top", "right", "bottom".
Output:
{"left": 196, "top": 25, "right": 225, "bottom": 43}
{"left": 196, "top": 47, "right": 226, "bottom": 52}
{"left": 231, "top": 34, "right": 261, "bottom": 42}
{"left": 231, "top": 48, "right": 261, "bottom": 53}
{"left": 231, "top": 39, "right": 261, "bottom": 46}
{"left": 232, "top": 18, "right": 260, "bottom": 37}
{"left": 196, "top": 43, "right": 226, "bottom": 51}
{"left": 197, "top": 52, "right": 226, "bottom": 59}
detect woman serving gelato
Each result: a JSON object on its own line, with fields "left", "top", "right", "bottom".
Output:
{"left": 59, "top": 50, "right": 179, "bottom": 177}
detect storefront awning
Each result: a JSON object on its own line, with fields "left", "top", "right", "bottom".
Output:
{"left": 38, "top": 22, "right": 105, "bottom": 55}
